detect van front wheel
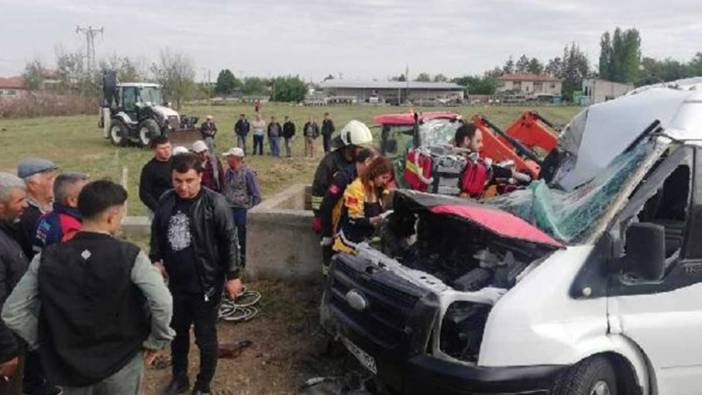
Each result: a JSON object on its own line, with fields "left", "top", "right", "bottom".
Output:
{"left": 552, "top": 356, "right": 618, "bottom": 395}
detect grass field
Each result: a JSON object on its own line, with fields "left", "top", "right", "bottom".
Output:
{"left": 0, "top": 104, "right": 581, "bottom": 216}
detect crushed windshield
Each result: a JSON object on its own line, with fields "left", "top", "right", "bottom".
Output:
{"left": 487, "top": 140, "right": 656, "bottom": 244}
{"left": 419, "top": 118, "right": 461, "bottom": 147}
{"left": 139, "top": 87, "right": 163, "bottom": 105}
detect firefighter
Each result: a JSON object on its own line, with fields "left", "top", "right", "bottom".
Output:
{"left": 310, "top": 120, "right": 373, "bottom": 232}
{"left": 333, "top": 157, "right": 394, "bottom": 255}
{"left": 319, "top": 147, "right": 378, "bottom": 274}
{"left": 454, "top": 124, "right": 513, "bottom": 198}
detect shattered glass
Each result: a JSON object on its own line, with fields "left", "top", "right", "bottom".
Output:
{"left": 418, "top": 118, "right": 462, "bottom": 147}
{"left": 487, "top": 141, "right": 656, "bottom": 244}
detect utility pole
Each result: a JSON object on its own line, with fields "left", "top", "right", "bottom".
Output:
{"left": 76, "top": 25, "right": 103, "bottom": 73}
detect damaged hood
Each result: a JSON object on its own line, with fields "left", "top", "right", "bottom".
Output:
{"left": 393, "top": 190, "right": 564, "bottom": 249}
{"left": 556, "top": 78, "right": 702, "bottom": 190}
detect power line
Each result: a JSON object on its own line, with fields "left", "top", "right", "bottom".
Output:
{"left": 75, "top": 25, "right": 103, "bottom": 73}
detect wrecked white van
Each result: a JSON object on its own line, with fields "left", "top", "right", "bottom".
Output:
{"left": 321, "top": 78, "right": 702, "bottom": 395}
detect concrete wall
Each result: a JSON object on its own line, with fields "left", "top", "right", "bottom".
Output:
{"left": 120, "top": 184, "right": 322, "bottom": 282}
{"left": 246, "top": 184, "right": 321, "bottom": 281}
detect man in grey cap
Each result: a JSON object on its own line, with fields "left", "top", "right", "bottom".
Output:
{"left": 16, "top": 159, "right": 57, "bottom": 261}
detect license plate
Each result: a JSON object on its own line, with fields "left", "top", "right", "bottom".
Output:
{"left": 342, "top": 337, "right": 377, "bottom": 374}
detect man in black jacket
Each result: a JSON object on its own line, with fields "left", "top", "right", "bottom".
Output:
{"left": 200, "top": 115, "right": 218, "bottom": 153}
{"left": 234, "top": 114, "right": 250, "bottom": 154}
{"left": 150, "top": 153, "right": 242, "bottom": 395}
{"left": 282, "top": 116, "right": 296, "bottom": 158}
{"left": 0, "top": 172, "right": 29, "bottom": 395}
{"left": 16, "top": 158, "right": 58, "bottom": 260}
{"left": 139, "top": 136, "right": 172, "bottom": 219}
{"left": 321, "top": 112, "right": 335, "bottom": 153}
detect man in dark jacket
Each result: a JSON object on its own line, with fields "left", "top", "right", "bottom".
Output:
{"left": 32, "top": 172, "right": 89, "bottom": 252}
{"left": 16, "top": 159, "right": 58, "bottom": 260}
{"left": 321, "top": 112, "right": 335, "bottom": 153}
{"left": 267, "top": 116, "right": 282, "bottom": 157}
{"left": 3, "top": 180, "right": 174, "bottom": 395}
{"left": 200, "top": 115, "right": 218, "bottom": 153}
{"left": 282, "top": 116, "right": 296, "bottom": 158}
{"left": 311, "top": 120, "right": 373, "bottom": 232}
{"left": 192, "top": 141, "right": 224, "bottom": 192}
{"left": 234, "top": 114, "right": 250, "bottom": 154}
{"left": 0, "top": 172, "right": 28, "bottom": 395}
{"left": 150, "top": 153, "right": 242, "bottom": 395}
{"left": 139, "top": 136, "right": 172, "bottom": 218}
{"left": 303, "top": 118, "right": 320, "bottom": 158}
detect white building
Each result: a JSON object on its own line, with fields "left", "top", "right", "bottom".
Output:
{"left": 581, "top": 78, "right": 634, "bottom": 105}
{"left": 319, "top": 80, "right": 464, "bottom": 104}
{"left": 497, "top": 73, "right": 562, "bottom": 99}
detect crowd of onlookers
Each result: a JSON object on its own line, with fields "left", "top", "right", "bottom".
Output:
{"left": 205, "top": 111, "right": 337, "bottom": 159}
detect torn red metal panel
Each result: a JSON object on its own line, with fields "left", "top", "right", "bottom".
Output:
{"left": 430, "top": 204, "right": 565, "bottom": 249}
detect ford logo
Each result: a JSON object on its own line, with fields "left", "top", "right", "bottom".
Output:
{"left": 345, "top": 290, "right": 368, "bottom": 312}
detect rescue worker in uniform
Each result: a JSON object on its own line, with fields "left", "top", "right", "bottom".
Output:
{"left": 310, "top": 120, "right": 374, "bottom": 232}
{"left": 318, "top": 147, "right": 378, "bottom": 273}
{"left": 333, "top": 157, "right": 394, "bottom": 255}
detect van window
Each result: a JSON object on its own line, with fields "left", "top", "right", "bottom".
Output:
{"left": 622, "top": 146, "right": 693, "bottom": 264}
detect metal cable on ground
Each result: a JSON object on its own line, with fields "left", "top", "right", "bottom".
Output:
{"left": 218, "top": 289, "right": 262, "bottom": 322}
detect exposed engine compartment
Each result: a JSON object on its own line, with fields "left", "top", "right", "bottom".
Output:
{"left": 380, "top": 207, "right": 554, "bottom": 363}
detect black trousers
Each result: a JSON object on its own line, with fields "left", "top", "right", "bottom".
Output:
{"left": 323, "top": 133, "right": 332, "bottom": 152}
{"left": 170, "top": 291, "right": 221, "bottom": 390}
{"left": 23, "top": 350, "right": 50, "bottom": 395}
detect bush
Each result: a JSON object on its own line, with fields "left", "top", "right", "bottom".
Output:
{"left": 0, "top": 93, "right": 98, "bottom": 119}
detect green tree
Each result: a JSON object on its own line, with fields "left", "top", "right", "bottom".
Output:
{"left": 515, "top": 55, "right": 530, "bottom": 73}
{"left": 503, "top": 57, "right": 515, "bottom": 74}
{"left": 414, "top": 72, "right": 431, "bottom": 82}
{"left": 452, "top": 75, "right": 498, "bottom": 95}
{"left": 433, "top": 73, "right": 448, "bottom": 82}
{"left": 599, "top": 27, "right": 641, "bottom": 82}
{"left": 241, "top": 77, "right": 268, "bottom": 95}
{"left": 390, "top": 74, "right": 406, "bottom": 82}
{"left": 545, "top": 57, "right": 563, "bottom": 76}
{"left": 150, "top": 48, "right": 196, "bottom": 109}
{"left": 214, "top": 69, "right": 240, "bottom": 95}
{"left": 271, "top": 76, "right": 307, "bottom": 102}
{"left": 560, "top": 42, "right": 590, "bottom": 100}
{"left": 22, "top": 59, "right": 44, "bottom": 91}
{"left": 527, "top": 58, "right": 544, "bottom": 75}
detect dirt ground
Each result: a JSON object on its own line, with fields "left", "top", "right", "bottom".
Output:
{"left": 142, "top": 279, "right": 360, "bottom": 395}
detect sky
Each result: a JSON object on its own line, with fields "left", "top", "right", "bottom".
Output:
{"left": 1, "top": 0, "right": 700, "bottom": 82}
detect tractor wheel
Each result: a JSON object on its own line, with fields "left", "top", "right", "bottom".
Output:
{"left": 552, "top": 356, "right": 618, "bottom": 395}
{"left": 138, "top": 119, "right": 160, "bottom": 147}
{"left": 109, "top": 119, "right": 128, "bottom": 146}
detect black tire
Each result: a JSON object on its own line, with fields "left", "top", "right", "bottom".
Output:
{"left": 552, "top": 356, "right": 618, "bottom": 395}
{"left": 138, "top": 119, "right": 160, "bottom": 147}
{"left": 109, "top": 119, "right": 128, "bottom": 146}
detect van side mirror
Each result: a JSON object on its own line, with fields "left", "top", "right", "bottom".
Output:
{"left": 619, "top": 223, "right": 666, "bottom": 281}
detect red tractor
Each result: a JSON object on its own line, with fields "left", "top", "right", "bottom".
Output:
{"left": 376, "top": 111, "right": 559, "bottom": 196}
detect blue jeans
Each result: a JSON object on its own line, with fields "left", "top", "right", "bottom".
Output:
{"left": 253, "top": 135, "right": 264, "bottom": 155}
{"left": 269, "top": 136, "right": 280, "bottom": 157}
{"left": 232, "top": 208, "right": 248, "bottom": 266}
{"left": 236, "top": 134, "right": 247, "bottom": 154}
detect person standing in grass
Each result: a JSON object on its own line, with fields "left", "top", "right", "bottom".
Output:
{"left": 267, "top": 116, "right": 282, "bottom": 157}
{"left": 303, "top": 117, "right": 320, "bottom": 159}
{"left": 3, "top": 179, "right": 174, "bottom": 395}
{"left": 282, "top": 116, "right": 296, "bottom": 158}
{"left": 139, "top": 136, "right": 173, "bottom": 219}
{"left": 234, "top": 114, "right": 250, "bottom": 154}
{"left": 251, "top": 114, "right": 266, "bottom": 156}
{"left": 199, "top": 115, "right": 218, "bottom": 153}
{"left": 222, "top": 147, "right": 261, "bottom": 268}
{"left": 321, "top": 112, "right": 335, "bottom": 153}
